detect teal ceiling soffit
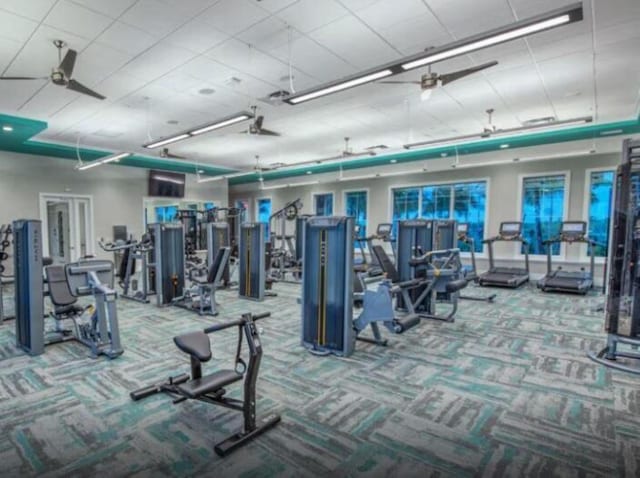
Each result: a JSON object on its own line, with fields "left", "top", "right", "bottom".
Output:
{"left": 230, "top": 118, "right": 640, "bottom": 185}
{"left": 0, "top": 113, "right": 236, "bottom": 176}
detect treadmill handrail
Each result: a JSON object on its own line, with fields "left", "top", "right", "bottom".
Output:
{"left": 483, "top": 233, "right": 530, "bottom": 273}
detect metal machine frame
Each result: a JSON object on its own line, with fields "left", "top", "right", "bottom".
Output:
{"left": 148, "top": 223, "right": 185, "bottom": 307}
{"left": 589, "top": 139, "right": 640, "bottom": 373}
{"left": 239, "top": 223, "right": 266, "bottom": 301}
{"left": 479, "top": 221, "right": 530, "bottom": 288}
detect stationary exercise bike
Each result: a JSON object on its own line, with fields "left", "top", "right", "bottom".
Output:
{"left": 130, "top": 312, "right": 280, "bottom": 456}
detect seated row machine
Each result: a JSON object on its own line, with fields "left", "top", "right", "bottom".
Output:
{"left": 130, "top": 312, "right": 280, "bottom": 456}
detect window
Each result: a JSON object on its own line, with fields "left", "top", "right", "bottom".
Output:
{"left": 392, "top": 188, "right": 420, "bottom": 237}
{"left": 256, "top": 198, "right": 272, "bottom": 239}
{"left": 453, "top": 182, "right": 487, "bottom": 253}
{"left": 314, "top": 193, "right": 333, "bottom": 216}
{"left": 587, "top": 170, "right": 614, "bottom": 257}
{"left": 204, "top": 202, "right": 215, "bottom": 210}
{"left": 393, "top": 181, "right": 486, "bottom": 252}
{"left": 345, "top": 190, "right": 368, "bottom": 240}
{"left": 235, "top": 199, "right": 248, "bottom": 223}
{"left": 155, "top": 205, "right": 178, "bottom": 223}
{"left": 521, "top": 174, "right": 566, "bottom": 255}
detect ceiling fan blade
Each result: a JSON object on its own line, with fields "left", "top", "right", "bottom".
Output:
{"left": 59, "top": 49, "right": 77, "bottom": 78}
{"left": 66, "top": 79, "right": 106, "bottom": 100}
{"left": 0, "top": 76, "right": 48, "bottom": 80}
{"left": 378, "top": 80, "right": 421, "bottom": 85}
{"left": 257, "top": 128, "right": 281, "bottom": 137}
{"left": 439, "top": 60, "right": 498, "bottom": 86}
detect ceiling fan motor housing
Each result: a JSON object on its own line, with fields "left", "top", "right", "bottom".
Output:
{"left": 421, "top": 73, "right": 438, "bottom": 89}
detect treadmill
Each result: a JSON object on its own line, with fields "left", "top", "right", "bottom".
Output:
{"left": 479, "top": 221, "right": 530, "bottom": 288}
{"left": 537, "top": 221, "right": 595, "bottom": 294}
{"left": 457, "top": 223, "right": 496, "bottom": 302}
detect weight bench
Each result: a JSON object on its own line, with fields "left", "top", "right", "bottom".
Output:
{"left": 131, "top": 312, "right": 281, "bottom": 457}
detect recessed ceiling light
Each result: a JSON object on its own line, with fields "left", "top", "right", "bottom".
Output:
{"left": 440, "top": 153, "right": 448, "bottom": 157}
{"left": 2, "top": 125, "right": 13, "bottom": 132}
{"left": 306, "top": 171, "right": 312, "bottom": 175}
{"left": 500, "top": 144, "right": 510, "bottom": 149}
{"left": 197, "top": 169, "right": 204, "bottom": 174}
{"left": 198, "top": 88, "right": 215, "bottom": 95}
{"left": 167, "top": 119, "right": 179, "bottom": 125}
{"left": 390, "top": 159, "right": 397, "bottom": 163}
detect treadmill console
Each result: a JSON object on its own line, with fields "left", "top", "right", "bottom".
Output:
{"left": 560, "top": 221, "right": 587, "bottom": 242}
{"left": 376, "top": 223, "right": 392, "bottom": 239}
{"left": 499, "top": 222, "right": 522, "bottom": 239}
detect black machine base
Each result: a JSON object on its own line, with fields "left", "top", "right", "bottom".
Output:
{"left": 214, "top": 413, "right": 281, "bottom": 457}
{"left": 588, "top": 335, "right": 640, "bottom": 375}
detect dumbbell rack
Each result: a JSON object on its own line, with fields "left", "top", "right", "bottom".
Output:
{"left": 0, "top": 224, "right": 13, "bottom": 322}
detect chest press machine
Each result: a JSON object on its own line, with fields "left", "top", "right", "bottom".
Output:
{"left": 130, "top": 311, "right": 280, "bottom": 456}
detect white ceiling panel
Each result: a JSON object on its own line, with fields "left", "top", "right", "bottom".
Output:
{"left": 373, "top": 13, "right": 451, "bottom": 55}
{"left": 95, "top": 21, "right": 159, "bottom": 56}
{"left": 253, "top": 0, "right": 299, "bottom": 14}
{"left": 43, "top": 1, "right": 113, "bottom": 40}
{"left": 199, "top": 0, "right": 269, "bottom": 36}
{"left": 354, "top": 0, "right": 429, "bottom": 32}
{"left": 425, "top": 0, "right": 515, "bottom": 39}
{"left": 0, "top": 9, "right": 39, "bottom": 44}
{"left": 164, "top": 18, "right": 228, "bottom": 54}
{"left": 0, "top": 80, "right": 45, "bottom": 111}
{"left": 119, "top": 41, "right": 195, "bottom": 81}
{"left": 308, "top": 15, "right": 399, "bottom": 69}
{"left": 0, "top": 0, "right": 57, "bottom": 22}
{"left": 90, "top": 72, "right": 149, "bottom": 100}
{"left": 509, "top": 0, "right": 583, "bottom": 21}
{"left": 274, "top": 0, "right": 349, "bottom": 33}
{"left": 120, "top": 0, "right": 194, "bottom": 35}
{"left": 593, "top": 0, "right": 640, "bottom": 31}
{"left": 19, "top": 82, "right": 83, "bottom": 117}
{"left": 236, "top": 16, "right": 291, "bottom": 52}
{"left": 68, "top": 0, "right": 138, "bottom": 19}
{"left": 73, "top": 43, "right": 132, "bottom": 85}
{"left": 0, "top": 37, "right": 23, "bottom": 73}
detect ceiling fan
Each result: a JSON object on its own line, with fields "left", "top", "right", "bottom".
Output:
{"left": 240, "top": 106, "right": 281, "bottom": 136}
{"left": 159, "top": 147, "right": 187, "bottom": 159}
{"left": 0, "top": 40, "right": 106, "bottom": 100}
{"left": 319, "top": 137, "right": 376, "bottom": 162}
{"left": 379, "top": 60, "right": 498, "bottom": 101}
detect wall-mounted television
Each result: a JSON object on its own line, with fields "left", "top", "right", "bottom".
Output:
{"left": 148, "top": 170, "right": 185, "bottom": 198}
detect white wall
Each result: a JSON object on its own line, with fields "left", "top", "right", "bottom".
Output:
{"left": 0, "top": 152, "right": 228, "bottom": 268}
{"left": 230, "top": 151, "right": 620, "bottom": 285}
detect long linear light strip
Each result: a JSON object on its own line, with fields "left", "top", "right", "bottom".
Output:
{"left": 143, "top": 112, "right": 253, "bottom": 149}
{"left": 451, "top": 150, "right": 594, "bottom": 169}
{"left": 197, "top": 170, "right": 256, "bottom": 183}
{"left": 286, "top": 70, "right": 393, "bottom": 104}
{"left": 403, "top": 116, "right": 593, "bottom": 150}
{"left": 76, "top": 152, "right": 132, "bottom": 171}
{"left": 261, "top": 180, "right": 320, "bottom": 190}
{"left": 401, "top": 15, "right": 571, "bottom": 70}
{"left": 284, "top": 3, "right": 582, "bottom": 105}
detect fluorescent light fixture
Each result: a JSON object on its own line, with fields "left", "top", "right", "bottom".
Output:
{"left": 284, "top": 4, "right": 581, "bottom": 105}
{"left": 77, "top": 152, "right": 132, "bottom": 171}
{"left": 338, "top": 174, "right": 378, "bottom": 182}
{"left": 500, "top": 144, "right": 510, "bottom": 149}
{"left": 190, "top": 114, "right": 252, "bottom": 135}
{"left": 402, "top": 15, "right": 572, "bottom": 70}
{"left": 143, "top": 111, "right": 253, "bottom": 148}
{"left": 404, "top": 115, "right": 592, "bottom": 150}
{"left": 197, "top": 169, "right": 258, "bottom": 183}
{"left": 286, "top": 69, "right": 393, "bottom": 104}
{"left": 452, "top": 149, "right": 594, "bottom": 169}
{"left": 600, "top": 129, "right": 624, "bottom": 136}
{"left": 2, "top": 125, "right": 13, "bottom": 132}
{"left": 144, "top": 134, "right": 191, "bottom": 149}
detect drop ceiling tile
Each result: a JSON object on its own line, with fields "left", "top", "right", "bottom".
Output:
{"left": 120, "top": 0, "right": 193, "bottom": 35}
{"left": 0, "top": 80, "right": 45, "bottom": 111}
{"left": 236, "top": 16, "right": 291, "bottom": 52}
{"left": 68, "top": 0, "right": 138, "bottom": 18}
{"left": 95, "top": 21, "right": 160, "bottom": 56}
{"left": 536, "top": 51, "right": 593, "bottom": 106}
{"left": 508, "top": 0, "right": 582, "bottom": 20}
{"left": 337, "top": 0, "right": 385, "bottom": 12}
{"left": 354, "top": 0, "right": 429, "bottom": 31}
{"left": 44, "top": 1, "right": 113, "bottom": 40}
{"left": 93, "top": 72, "right": 149, "bottom": 100}
{"left": 0, "top": 37, "right": 22, "bottom": 72}
{"left": 19, "top": 83, "right": 83, "bottom": 117}
{"left": 593, "top": 0, "right": 640, "bottom": 31}
{"left": 0, "top": 9, "right": 39, "bottom": 43}
{"left": 308, "top": 16, "right": 399, "bottom": 69}
{"left": 199, "top": 0, "right": 269, "bottom": 35}
{"left": 274, "top": 0, "right": 349, "bottom": 33}
{"left": 0, "top": 0, "right": 57, "bottom": 22}
{"left": 374, "top": 13, "right": 451, "bottom": 54}
{"left": 152, "top": 72, "right": 203, "bottom": 93}
{"left": 165, "top": 18, "right": 228, "bottom": 54}
{"left": 425, "top": 0, "right": 515, "bottom": 39}
{"left": 253, "top": 0, "right": 299, "bottom": 14}
{"left": 119, "top": 41, "right": 195, "bottom": 81}
{"left": 73, "top": 43, "right": 132, "bottom": 86}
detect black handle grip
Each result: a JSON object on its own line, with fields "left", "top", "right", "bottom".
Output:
{"left": 204, "top": 312, "right": 271, "bottom": 334}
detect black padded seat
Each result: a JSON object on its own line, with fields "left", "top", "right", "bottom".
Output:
{"left": 46, "top": 265, "right": 84, "bottom": 318}
{"left": 177, "top": 370, "right": 243, "bottom": 399}
{"left": 446, "top": 279, "right": 468, "bottom": 293}
{"left": 174, "top": 331, "right": 212, "bottom": 362}
{"left": 371, "top": 245, "right": 400, "bottom": 283}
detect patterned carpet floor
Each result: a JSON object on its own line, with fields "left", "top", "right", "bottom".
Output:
{"left": 1, "top": 281, "right": 639, "bottom": 477}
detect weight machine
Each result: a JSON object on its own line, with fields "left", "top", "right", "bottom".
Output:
{"left": 147, "top": 223, "right": 185, "bottom": 306}
{"left": 269, "top": 198, "right": 303, "bottom": 282}
{"left": 0, "top": 224, "right": 13, "bottom": 321}
{"left": 589, "top": 139, "right": 640, "bottom": 373}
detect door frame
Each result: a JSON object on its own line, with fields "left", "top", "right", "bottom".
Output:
{"left": 39, "top": 193, "right": 95, "bottom": 261}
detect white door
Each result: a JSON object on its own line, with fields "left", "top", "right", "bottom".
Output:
{"left": 40, "top": 194, "right": 94, "bottom": 263}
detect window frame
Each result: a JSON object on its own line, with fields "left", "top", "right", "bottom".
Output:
{"left": 312, "top": 191, "right": 335, "bottom": 216}
{"left": 387, "top": 176, "right": 491, "bottom": 257}
{"left": 343, "top": 188, "right": 370, "bottom": 245}
{"left": 582, "top": 166, "right": 615, "bottom": 264}
{"left": 516, "top": 170, "right": 571, "bottom": 261}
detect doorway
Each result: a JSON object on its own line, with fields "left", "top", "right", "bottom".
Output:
{"left": 39, "top": 194, "right": 94, "bottom": 263}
